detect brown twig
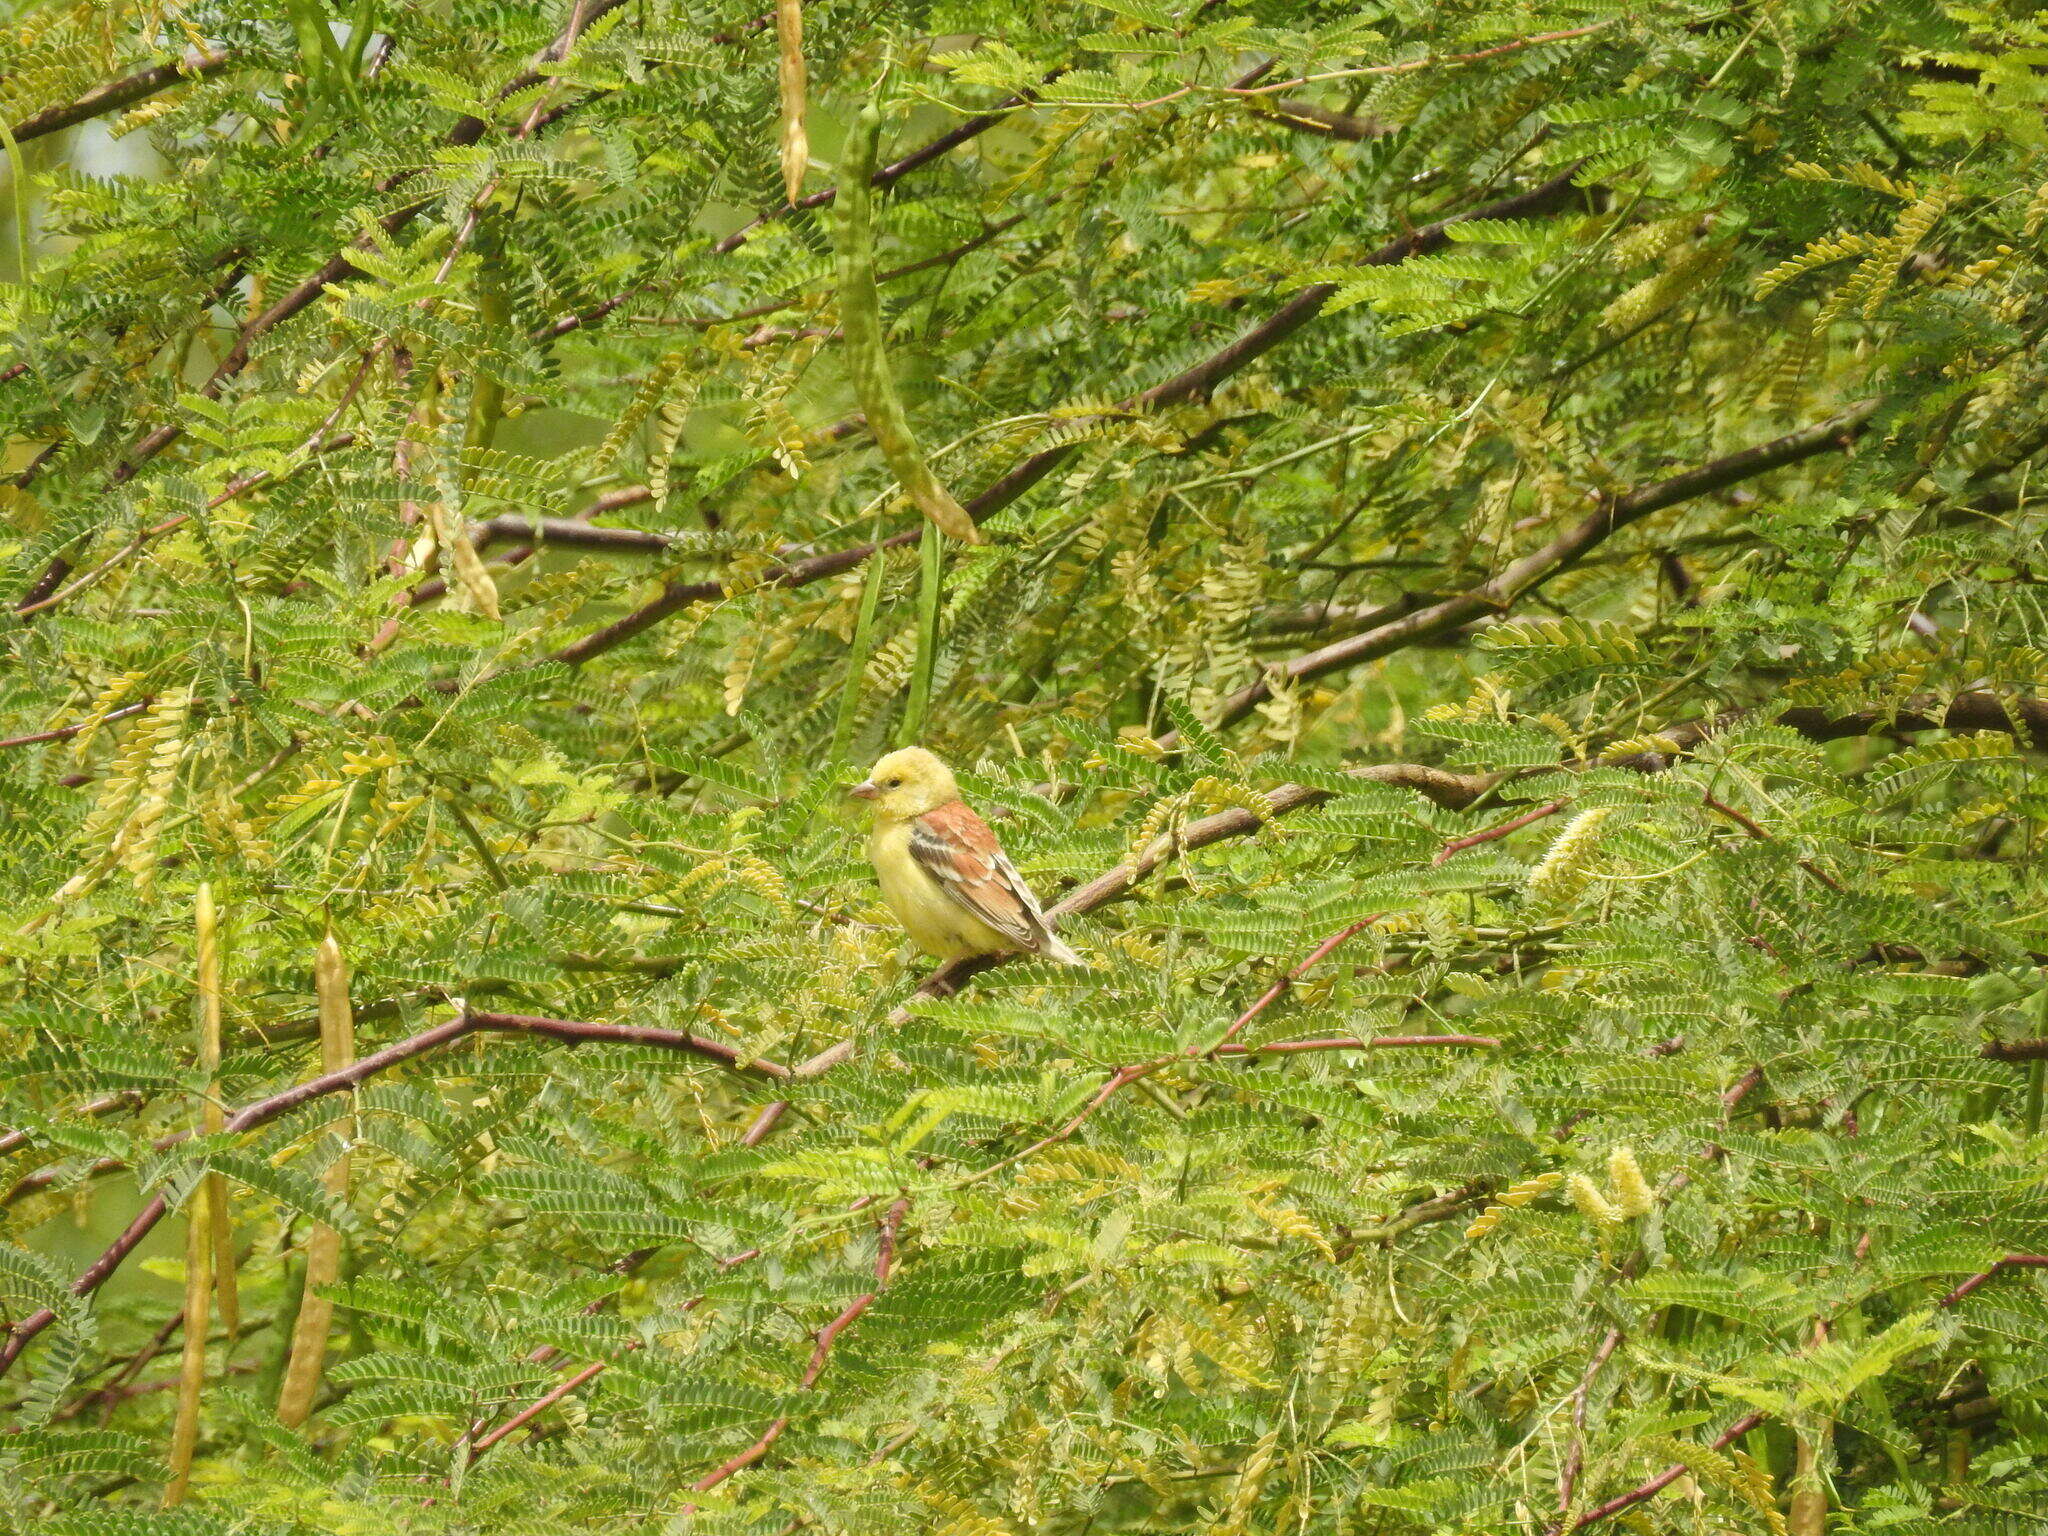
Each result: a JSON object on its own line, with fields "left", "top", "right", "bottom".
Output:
{"left": 1572, "top": 1248, "right": 2048, "bottom": 1526}
{"left": 8, "top": 48, "right": 237, "bottom": 144}
{"left": 1937, "top": 1254, "right": 2048, "bottom": 1308}
{"left": 1722, "top": 1065, "right": 1765, "bottom": 1114}
{"left": 0, "top": 1090, "right": 144, "bottom": 1157}
{"left": 681, "top": 1198, "right": 911, "bottom": 1505}
{"left": 0, "top": 1011, "right": 785, "bottom": 1378}
{"left": 1256, "top": 98, "right": 1390, "bottom": 141}
{"left": 470, "top": 1356, "right": 616, "bottom": 1453}
{"left": 1202, "top": 915, "right": 1382, "bottom": 1054}
{"left": 1552, "top": 1328, "right": 1624, "bottom": 1526}
{"left": 1203, "top": 402, "right": 1879, "bottom": 733}
{"left": 0, "top": 701, "right": 152, "bottom": 751}
{"left": 1570, "top": 1411, "right": 1767, "bottom": 1528}
{"left": 1701, "top": 792, "right": 1844, "bottom": 892}
{"left": 1433, "top": 801, "right": 1568, "bottom": 864}
{"left": 540, "top": 167, "right": 1590, "bottom": 670}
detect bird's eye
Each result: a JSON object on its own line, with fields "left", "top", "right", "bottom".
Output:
{"left": 886, "top": 777, "right": 902, "bottom": 787}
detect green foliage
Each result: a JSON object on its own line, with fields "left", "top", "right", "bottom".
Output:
{"left": 4, "top": 1, "right": 2048, "bottom": 1532}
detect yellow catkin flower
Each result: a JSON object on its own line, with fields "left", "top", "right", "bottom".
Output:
{"left": 1567, "top": 1172, "right": 1621, "bottom": 1229}
{"left": 1527, "top": 806, "right": 1613, "bottom": 909}
{"left": 1608, "top": 1145, "right": 1656, "bottom": 1219}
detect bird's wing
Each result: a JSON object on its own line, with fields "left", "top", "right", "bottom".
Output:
{"left": 909, "top": 801, "right": 1059, "bottom": 953}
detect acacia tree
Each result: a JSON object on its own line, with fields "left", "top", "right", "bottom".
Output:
{"left": 3, "top": 1, "right": 2047, "bottom": 1531}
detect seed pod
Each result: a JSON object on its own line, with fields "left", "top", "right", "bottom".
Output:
{"left": 774, "top": 0, "right": 807, "bottom": 206}
{"left": 166, "top": 882, "right": 227, "bottom": 1505}
{"left": 276, "top": 933, "right": 357, "bottom": 1428}
{"left": 834, "top": 103, "right": 981, "bottom": 544}
{"left": 196, "top": 885, "right": 239, "bottom": 1342}
{"left": 162, "top": 1169, "right": 210, "bottom": 1506}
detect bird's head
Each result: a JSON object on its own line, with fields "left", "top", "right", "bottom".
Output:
{"left": 851, "top": 747, "right": 959, "bottom": 821}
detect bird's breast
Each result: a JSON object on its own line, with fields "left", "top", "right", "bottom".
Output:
{"left": 869, "top": 820, "right": 1002, "bottom": 959}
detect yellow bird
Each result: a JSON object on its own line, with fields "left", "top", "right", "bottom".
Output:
{"left": 851, "top": 747, "right": 1082, "bottom": 965}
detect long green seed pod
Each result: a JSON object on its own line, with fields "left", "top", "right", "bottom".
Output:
{"left": 197, "top": 885, "right": 238, "bottom": 1343}
{"left": 834, "top": 103, "right": 981, "bottom": 544}
{"left": 276, "top": 933, "right": 356, "bottom": 1428}
{"left": 775, "top": 0, "right": 807, "bottom": 206}
{"left": 166, "top": 884, "right": 221, "bottom": 1506}
{"left": 162, "top": 1172, "right": 210, "bottom": 1505}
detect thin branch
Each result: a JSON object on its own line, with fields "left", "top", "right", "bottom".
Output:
{"left": 11, "top": 2, "right": 629, "bottom": 508}
{"left": 1256, "top": 98, "right": 1391, "bottom": 140}
{"left": 1573, "top": 1248, "right": 2048, "bottom": 1526}
{"left": 1552, "top": 1329, "right": 1624, "bottom": 1528}
{"left": 576, "top": 214, "right": 1029, "bottom": 337}
{"left": 17, "top": 356, "right": 372, "bottom": 619}
{"left": 0, "top": 1090, "right": 144, "bottom": 1157}
{"left": 1122, "top": 24, "right": 1616, "bottom": 113}
{"left": 1202, "top": 916, "right": 1382, "bottom": 1054}
{"left": 8, "top": 48, "right": 237, "bottom": 145}
{"left": 1202, "top": 401, "right": 1880, "bottom": 733}
{"left": 1701, "top": 792, "right": 1845, "bottom": 892}
{"left": 682, "top": 1198, "right": 911, "bottom": 1504}
{"left": 0, "top": 701, "right": 151, "bottom": 751}
{"left": 541, "top": 166, "right": 1590, "bottom": 669}
{"left": 1937, "top": 1254, "right": 2048, "bottom": 1308}
{"left": 0, "top": 1011, "right": 785, "bottom": 1378}
{"left": 1432, "top": 800, "right": 1568, "bottom": 865}
{"left": 1212, "top": 1033, "right": 1499, "bottom": 1056}
{"left": 536, "top": 81, "right": 1064, "bottom": 343}
{"left": 1571, "top": 1411, "right": 1767, "bottom": 1528}
{"left": 470, "top": 1356, "right": 615, "bottom": 1453}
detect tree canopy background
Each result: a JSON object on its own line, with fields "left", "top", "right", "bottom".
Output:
{"left": 4, "top": 2, "right": 2048, "bottom": 1532}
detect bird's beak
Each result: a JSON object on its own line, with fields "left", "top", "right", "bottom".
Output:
{"left": 849, "top": 780, "right": 878, "bottom": 800}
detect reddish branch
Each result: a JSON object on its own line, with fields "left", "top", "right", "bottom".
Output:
{"left": 1214, "top": 1033, "right": 1496, "bottom": 1055}
{"left": 1938, "top": 1254, "right": 2048, "bottom": 1308}
{"left": 0, "top": 1011, "right": 784, "bottom": 1378}
{"left": 1572, "top": 1251, "right": 2048, "bottom": 1527}
{"left": 1203, "top": 915, "right": 1382, "bottom": 1054}
{"left": 1552, "top": 1327, "right": 1624, "bottom": 1525}
{"left": 0, "top": 1090, "right": 143, "bottom": 1157}
{"left": 1570, "top": 1411, "right": 1767, "bottom": 1528}
{"left": 682, "top": 1198, "right": 911, "bottom": 1505}
{"left": 1433, "top": 801, "right": 1568, "bottom": 865}
{"left": 471, "top": 1356, "right": 616, "bottom": 1454}
{"left": 0, "top": 701, "right": 151, "bottom": 751}
{"left": 1700, "top": 792, "right": 1844, "bottom": 892}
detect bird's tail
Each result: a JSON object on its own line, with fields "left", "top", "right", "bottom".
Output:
{"left": 1038, "top": 931, "right": 1085, "bottom": 967}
